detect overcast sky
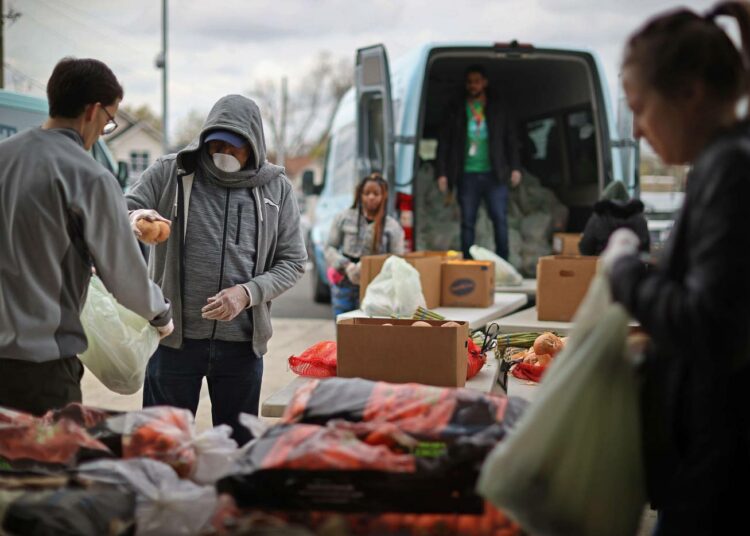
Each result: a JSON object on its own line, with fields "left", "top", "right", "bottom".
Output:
{"left": 6, "top": 0, "right": 715, "bottom": 147}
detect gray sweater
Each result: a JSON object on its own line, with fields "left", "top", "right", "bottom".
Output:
{"left": 126, "top": 95, "right": 307, "bottom": 355}
{"left": 0, "top": 128, "right": 171, "bottom": 363}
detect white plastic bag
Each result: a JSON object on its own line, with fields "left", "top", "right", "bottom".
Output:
{"left": 78, "top": 275, "right": 160, "bottom": 394}
{"left": 361, "top": 256, "right": 426, "bottom": 317}
{"left": 189, "top": 424, "right": 239, "bottom": 485}
{"left": 469, "top": 245, "right": 523, "bottom": 286}
{"left": 477, "top": 273, "right": 646, "bottom": 536}
{"left": 77, "top": 458, "right": 217, "bottom": 536}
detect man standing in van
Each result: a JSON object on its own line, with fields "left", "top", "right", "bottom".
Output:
{"left": 126, "top": 94, "right": 306, "bottom": 444}
{"left": 436, "top": 65, "right": 522, "bottom": 260}
{"left": 0, "top": 57, "right": 173, "bottom": 416}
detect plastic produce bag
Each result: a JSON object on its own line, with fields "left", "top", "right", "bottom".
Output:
{"left": 79, "top": 275, "right": 160, "bottom": 395}
{"left": 469, "top": 245, "right": 523, "bottom": 286}
{"left": 0, "top": 406, "right": 111, "bottom": 468}
{"left": 361, "top": 256, "right": 426, "bottom": 317}
{"left": 122, "top": 407, "right": 197, "bottom": 478}
{"left": 1, "top": 486, "right": 135, "bottom": 536}
{"left": 189, "top": 424, "right": 239, "bottom": 485}
{"left": 477, "top": 273, "right": 645, "bottom": 536}
{"left": 77, "top": 458, "right": 216, "bottom": 536}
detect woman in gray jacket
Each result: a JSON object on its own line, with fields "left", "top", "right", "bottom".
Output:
{"left": 325, "top": 173, "right": 404, "bottom": 316}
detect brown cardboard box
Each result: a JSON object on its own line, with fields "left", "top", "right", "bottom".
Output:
{"left": 415, "top": 250, "right": 463, "bottom": 260}
{"left": 440, "top": 260, "right": 495, "bottom": 308}
{"left": 536, "top": 255, "right": 598, "bottom": 321}
{"left": 552, "top": 233, "right": 582, "bottom": 255}
{"left": 337, "top": 318, "right": 469, "bottom": 387}
{"left": 359, "top": 253, "right": 442, "bottom": 309}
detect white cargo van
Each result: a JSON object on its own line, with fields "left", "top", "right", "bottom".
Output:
{"left": 304, "top": 42, "right": 638, "bottom": 302}
{"left": 0, "top": 89, "right": 128, "bottom": 189}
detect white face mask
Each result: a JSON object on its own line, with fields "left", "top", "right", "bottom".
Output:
{"left": 212, "top": 152, "right": 242, "bottom": 173}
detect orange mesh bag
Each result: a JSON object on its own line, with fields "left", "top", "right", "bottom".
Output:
{"left": 288, "top": 341, "right": 337, "bottom": 378}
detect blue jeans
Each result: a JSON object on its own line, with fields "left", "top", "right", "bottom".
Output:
{"left": 459, "top": 172, "right": 509, "bottom": 260}
{"left": 331, "top": 280, "right": 360, "bottom": 318}
{"left": 143, "top": 338, "right": 263, "bottom": 445}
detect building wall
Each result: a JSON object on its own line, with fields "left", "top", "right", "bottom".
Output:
{"left": 108, "top": 127, "right": 164, "bottom": 180}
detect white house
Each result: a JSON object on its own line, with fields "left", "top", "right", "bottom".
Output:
{"left": 104, "top": 109, "right": 163, "bottom": 182}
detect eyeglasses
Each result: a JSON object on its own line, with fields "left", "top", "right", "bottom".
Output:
{"left": 100, "top": 105, "right": 118, "bottom": 135}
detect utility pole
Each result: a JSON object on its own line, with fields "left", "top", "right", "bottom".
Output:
{"left": 0, "top": 3, "right": 20, "bottom": 90}
{"left": 154, "top": 0, "right": 168, "bottom": 151}
{"left": 1, "top": 0, "right": 5, "bottom": 89}
{"left": 278, "top": 76, "right": 288, "bottom": 166}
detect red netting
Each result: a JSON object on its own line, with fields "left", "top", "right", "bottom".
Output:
{"left": 466, "top": 338, "right": 486, "bottom": 380}
{"left": 288, "top": 341, "right": 337, "bottom": 378}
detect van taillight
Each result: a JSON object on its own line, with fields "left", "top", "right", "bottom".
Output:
{"left": 396, "top": 192, "right": 414, "bottom": 252}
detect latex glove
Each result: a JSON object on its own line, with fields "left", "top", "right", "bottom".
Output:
{"left": 510, "top": 170, "right": 522, "bottom": 188}
{"left": 600, "top": 228, "right": 640, "bottom": 273}
{"left": 155, "top": 319, "right": 174, "bottom": 339}
{"left": 345, "top": 262, "right": 361, "bottom": 285}
{"left": 201, "top": 285, "right": 250, "bottom": 321}
{"left": 437, "top": 176, "right": 449, "bottom": 194}
{"left": 129, "top": 209, "right": 171, "bottom": 238}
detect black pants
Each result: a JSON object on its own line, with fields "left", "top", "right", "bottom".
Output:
{"left": 459, "top": 172, "right": 509, "bottom": 260}
{"left": 0, "top": 356, "right": 83, "bottom": 416}
{"left": 143, "top": 338, "right": 263, "bottom": 445}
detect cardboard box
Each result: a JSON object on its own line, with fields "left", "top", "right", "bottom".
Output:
{"left": 359, "top": 253, "right": 442, "bottom": 309}
{"left": 414, "top": 250, "right": 463, "bottom": 260}
{"left": 552, "top": 233, "right": 582, "bottom": 255}
{"left": 440, "top": 260, "right": 495, "bottom": 308}
{"left": 337, "top": 318, "right": 469, "bottom": 387}
{"left": 536, "top": 255, "right": 598, "bottom": 321}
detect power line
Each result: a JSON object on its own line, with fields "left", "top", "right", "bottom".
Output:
{"left": 3, "top": 63, "right": 46, "bottom": 91}
{"left": 32, "top": 0, "right": 153, "bottom": 57}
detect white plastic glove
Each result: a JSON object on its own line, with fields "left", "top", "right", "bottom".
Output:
{"left": 345, "top": 261, "right": 361, "bottom": 285}
{"left": 600, "top": 228, "right": 640, "bottom": 273}
{"left": 155, "top": 319, "right": 174, "bottom": 339}
{"left": 201, "top": 285, "right": 250, "bottom": 321}
{"left": 129, "top": 209, "right": 171, "bottom": 238}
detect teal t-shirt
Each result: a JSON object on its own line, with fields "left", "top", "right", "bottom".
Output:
{"left": 464, "top": 100, "right": 491, "bottom": 172}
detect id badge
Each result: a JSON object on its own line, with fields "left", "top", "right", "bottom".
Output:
{"left": 468, "top": 142, "right": 477, "bottom": 157}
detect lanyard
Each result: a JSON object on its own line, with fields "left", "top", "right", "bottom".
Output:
{"left": 468, "top": 100, "right": 484, "bottom": 137}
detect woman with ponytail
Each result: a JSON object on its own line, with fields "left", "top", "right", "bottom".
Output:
{"left": 599, "top": 2, "right": 750, "bottom": 533}
{"left": 325, "top": 173, "right": 404, "bottom": 316}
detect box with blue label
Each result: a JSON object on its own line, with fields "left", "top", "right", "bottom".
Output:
{"left": 440, "top": 260, "right": 495, "bottom": 308}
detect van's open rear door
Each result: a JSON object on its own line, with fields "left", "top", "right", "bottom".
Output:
{"left": 355, "top": 45, "right": 395, "bottom": 184}
{"left": 612, "top": 91, "right": 640, "bottom": 196}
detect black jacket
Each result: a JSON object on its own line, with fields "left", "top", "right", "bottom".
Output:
{"left": 435, "top": 92, "right": 521, "bottom": 191}
{"left": 578, "top": 199, "right": 650, "bottom": 256}
{"left": 610, "top": 122, "right": 750, "bottom": 525}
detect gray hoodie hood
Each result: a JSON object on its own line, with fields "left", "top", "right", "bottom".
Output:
{"left": 176, "top": 94, "right": 282, "bottom": 189}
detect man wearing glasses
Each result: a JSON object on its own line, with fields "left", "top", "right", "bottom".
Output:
{"left": 0, "top": 57, "right": 173, "bottom": 416}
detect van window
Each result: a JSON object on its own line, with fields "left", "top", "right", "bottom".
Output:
{"left": 328, "top": 122, "right": 357, "bottom": 193}
{"left": 362, "top": 95, "right": 384, "bottom": 173}
{"left": 91, "top": 142, "right": 114, "bottom": 175}
{"left": 520, "top": 106, "right": 598, "bottom": 189}
{"left": 566, "top": 109, "right": 597, "bottom": 185}
{"left": 523, "top": 117, "right": 563, "bottom": 186}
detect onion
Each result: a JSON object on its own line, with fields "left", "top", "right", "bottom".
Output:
{"left": 533, "top": 332, "right": 563, "bottom": 357}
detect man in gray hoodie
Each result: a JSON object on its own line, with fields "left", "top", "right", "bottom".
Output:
{"left": 0, "top": 58, "right": 173, "bottom": 416}
{"left": 126, "top": 94, "right": 306, "bottom": 443}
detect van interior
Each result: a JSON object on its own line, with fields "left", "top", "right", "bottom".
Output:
{"left": 414, "top": 49, "right": 607, "bottom": 273}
